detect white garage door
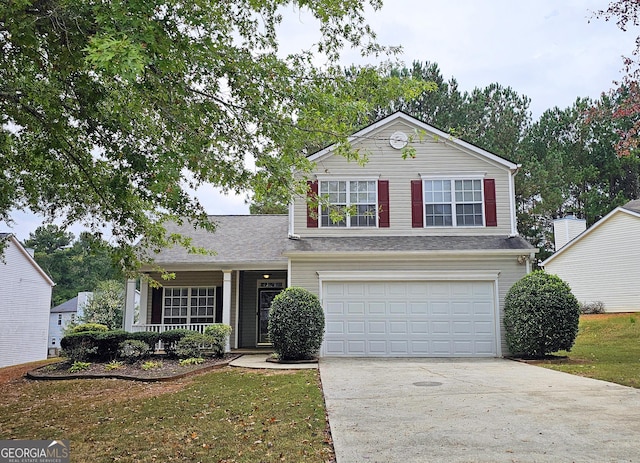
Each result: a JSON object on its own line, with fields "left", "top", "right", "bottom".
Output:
{"left": 322, "top": 281, "right": 497, "bottom": 357}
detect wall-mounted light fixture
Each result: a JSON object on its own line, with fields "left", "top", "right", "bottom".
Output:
{"left": 263, "top": 274, "right": 270, "bottom": 279}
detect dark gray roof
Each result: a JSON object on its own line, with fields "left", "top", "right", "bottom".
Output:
{"left": 51, "top": 296, "right": 79, "bottom": 313}
{"left": 144, "top": 215, "right": 290, "bottom": 266}
{"left": 286, "top": 235, "right": 535, "bottom": 253}
{"left": 622, "top": 200, "right": 640, "bottom": 214}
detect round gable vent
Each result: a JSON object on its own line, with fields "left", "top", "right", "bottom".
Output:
{"left": 389, "top": 131, "right": 408, "bottom": 149}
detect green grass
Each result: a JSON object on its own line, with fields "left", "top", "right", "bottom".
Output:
{"left": 539, "top": 313, "right": 640, "bottom": 388}
{"left": 0, "top": 368, "right": 333, "bottom": 462}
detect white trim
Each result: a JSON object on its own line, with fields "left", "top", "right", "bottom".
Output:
{"left": 421, "top": 178, "right": 485, "bottom": 228}
{"left": 317, "top": 270, "right": 500, "bottom": 282}
{"left": 222, "top": 270, "right": 232, "bottom": 352}
{"left": 315, "top": 174, "right": 381, "bottom": 181}
{"left": 139, "top": 279, "right": 149, "bottom": 327}
{"left": 542, "top": 207, "right": 640, "bottom": 266}
{"left": 307, "top": 112, "right": 519, "bottom": 171}
{"left": 318, "top": 179, "right": 379, "bottom": 229}
{"left": 419, "top": 172, "right": 486, "bottom": 180}
{"left": 493, "top": 278, "right": 502, "bottom": 357}
{"left": 508, "top": 169, "right": 518, "bottom": 236}
{"left": 124, "top": 279, "right": 136, "bottom": 331}
{"left": 284, "top": 249, "right": 532, "bottom": 259}
{"left": 233, "top": 271, "right": 240, "bottom": 349}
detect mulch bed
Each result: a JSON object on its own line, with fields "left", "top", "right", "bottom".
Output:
{"left": 26, "top": 354, "right": 240, "bottom": 382}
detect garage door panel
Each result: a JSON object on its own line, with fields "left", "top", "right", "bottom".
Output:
{"left": 322, "top": 281, "right": 497, "bottom": 357}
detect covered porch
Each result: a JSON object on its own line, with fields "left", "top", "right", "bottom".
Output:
{"left": 123, "top": 269, "right": 288, "bottom": 351}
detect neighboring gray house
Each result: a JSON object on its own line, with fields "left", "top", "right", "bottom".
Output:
{"left": 543, "top": 200, "right": 640, "bottom": 312}
{"left": 124, "top": 112, "right": 536, "bottom": 357}
{"left": 0, "top": 233, "right": 55, "bottom": 368}
{"left": 48, "top": 292, "right": 92, "bottom": 356}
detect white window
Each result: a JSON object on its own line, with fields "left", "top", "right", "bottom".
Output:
{"left": 424, "top": 179, "right": 483, "bottom": 227}
{"left": 163, "top": 287, "right": 215, "bottom": 325}
{"left": 319, "top": 180, "right": 377, "bottom": 227}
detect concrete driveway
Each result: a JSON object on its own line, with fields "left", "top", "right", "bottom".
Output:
{"left": 319, "top": 358, "right": 640, "bottom": 463}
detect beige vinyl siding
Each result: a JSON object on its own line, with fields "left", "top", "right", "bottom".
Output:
{"left": 290, "top": 255, "right": 527, "bottom": 355}
{"left": 545, "top": 211, "right": 640, "bottom": 312}
{"left": 295, "top": 119, "right": 513, "bottom": 236}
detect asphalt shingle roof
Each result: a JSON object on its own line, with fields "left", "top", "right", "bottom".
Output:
{"left": 286, "top": 235, "right": 535, "bottom": 253}
{"left": 51, "top": 296, "right": 80, "bottom": 313}
{"left": 143, "top": 215, "right": 534, "bottom": 267}
{"left": 145, "top": 215, "right": 290, "bottom": 266}
{"left": 622, "top": 199, "right": 640, "bottom": 214}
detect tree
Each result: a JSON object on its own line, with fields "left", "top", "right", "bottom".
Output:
{"left": 79, "top": 280, "right": 125, "bottom": 330}
{"left": 24, "top": 225, "right": 121, "bottom": 305}
{"left": 593, "top": 1, "right": 640, "bottom": 157}
{"left": 1, "top": 0, "right": 428, "bottom": 272}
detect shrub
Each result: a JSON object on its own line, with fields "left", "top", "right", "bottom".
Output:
{"left": 579, "top": 301, "right": 605, "bottom": 314}
{"left": 203, "top": 324, "right": 232, "bottom": 357}
{"left": 60, "top": 331, "right": 100, "bottom": 362}
{"left": 141, "top": 360, "right": 162, "bottom": 370}
{"left": 94, "top": 330, "right": 129, "bottom": 361}
{"left": 68, "top": 323, "right": 109, "bottom": 333}
{"left": 175, "top": 333, "right": 209, "bottom": 359}
{"left": 504, "top": 271, "right": 580, "bottom": 358}
{"left": 105, "top": 360, "right": 125, "bottom": 371}
{"left": 118, "top": 339, "right": 151, "bottom": 363}
{"left": 159, "top": 329, "right": 194, "bottom": 357}
{"left": 127, "top": 331, "right": 160, "bottom": 352}
{"left": 268, "top": 287, "right": 324, "bottom": 361}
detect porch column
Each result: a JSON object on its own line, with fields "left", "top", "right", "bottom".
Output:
{"left": 222, "top": 270, "right": 232, "bottom": 352}
{"left": 124, "top": 278, "right": 136, "bottom": 331}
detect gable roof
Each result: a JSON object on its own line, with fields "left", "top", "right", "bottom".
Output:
{"left": 542, "top": 200, "right": 640, "bottom": 267}
{"left": 1, "top": 233, "right": 55, "bottom": 286}
{"left": 51, "top": 296, "right": 80, "bottom": 313}
{"left": 141, "top": 215, "right": 290, "bottom": 269}
{"left": 307, "top": 111, "right": 520, "bottom": 171}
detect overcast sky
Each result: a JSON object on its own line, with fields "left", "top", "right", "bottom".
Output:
{"left": 3, "top": 0, "right": 636, "bottom": 242}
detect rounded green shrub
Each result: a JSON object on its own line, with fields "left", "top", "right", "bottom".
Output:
{"left": 69, "top": 323, "right": 109, "bottom": 333}
{"left": 504, "top": 271, "right": 580, "bottom": 358}
{"left": 159, "top": 329, "right": 194, "bottom": 357}
{"left": 268, "top": 287, "right": 324, "bottom": 360}
{"left": 118, "top": 339, "right": 151, "bottom": 363}
{"left": 175, "top": 333, "right": 208, "bottom": 359}
{"left": 204, "top": 324, "right": 232, "bottom": 357}
{"left": 127, "top": 331, "right": 160, "bottom": 352}
{"left": 60, "top": 332, "right": 99, "bottom": 362}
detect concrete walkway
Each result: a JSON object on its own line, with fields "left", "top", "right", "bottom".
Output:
{"left": 319, "top": 357, "right": 640, "bottom": 463}
{"left": 229, "top": 354, "right": 318, "bottom": 370}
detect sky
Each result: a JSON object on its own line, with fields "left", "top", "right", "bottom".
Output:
{"left": 2, "top": 0, "right": 637, "bottom": 243}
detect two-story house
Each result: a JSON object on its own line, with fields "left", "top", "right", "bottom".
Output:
{"left": 123, "top": 112, "right": 535, "bottom": 357}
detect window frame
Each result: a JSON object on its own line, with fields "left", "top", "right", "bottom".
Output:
{"left": 318, "top": 178, "right": 379, "bottom": 228}
{"left": 421, "top": 175, "right": 486, "bottom": 228}
{"left": 162, "top": 286, "right": 216, "bottom": 325}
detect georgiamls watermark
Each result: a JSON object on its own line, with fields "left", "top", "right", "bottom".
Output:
{"left": 0, "top": 440, "right": 69, "bottom": 463}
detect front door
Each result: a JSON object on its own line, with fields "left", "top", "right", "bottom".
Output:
{"left": 257, "top": 280, "right": 285, "bottom": 345}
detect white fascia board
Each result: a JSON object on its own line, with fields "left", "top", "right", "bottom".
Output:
{"left": 284, "top": 248, "right": 533, "bottom": 260}
{"left": 140, "top": 262, "right": 289, "bottom": 272}
{"left": 307, "top": 112, "right": 519, "bottom": 171}
{"left": 317, "top": 270, "right": 501, "bottom": 282}
{"left": 542, "top": 207, "right": 638, "bottom": 266}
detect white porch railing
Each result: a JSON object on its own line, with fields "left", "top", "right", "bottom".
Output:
{"left": 131, "top": 323, "right": 215, "bottom": 334}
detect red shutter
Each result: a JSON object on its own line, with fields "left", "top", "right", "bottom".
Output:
{"left": 378, "top": 180, "right": 389, "bottom": 227}
{"left": 411, "top": 180, "right": 423, "bottom": 228}
{"left": 151, "top": 287, "right": 162, "bottom": 324}
{"left": 307, "top": 180, "right": 318, "bottom": 228}
{"left": 484, "top": 178, "right": 497, "bottom": 227}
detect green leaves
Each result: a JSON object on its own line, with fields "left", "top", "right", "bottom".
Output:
{"left": 2, "top": 0, "right": 415, "bottom": 273}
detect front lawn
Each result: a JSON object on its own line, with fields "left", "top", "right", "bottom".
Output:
{"left": 0, "top": 366, "right": 334, "bottom": 462}
{"left": 539, "top": 313, "right": 640, "bottom": 388}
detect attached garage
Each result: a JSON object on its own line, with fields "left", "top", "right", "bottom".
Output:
{"left": 319, "top": 272, "right": 500, "bottom": 357}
